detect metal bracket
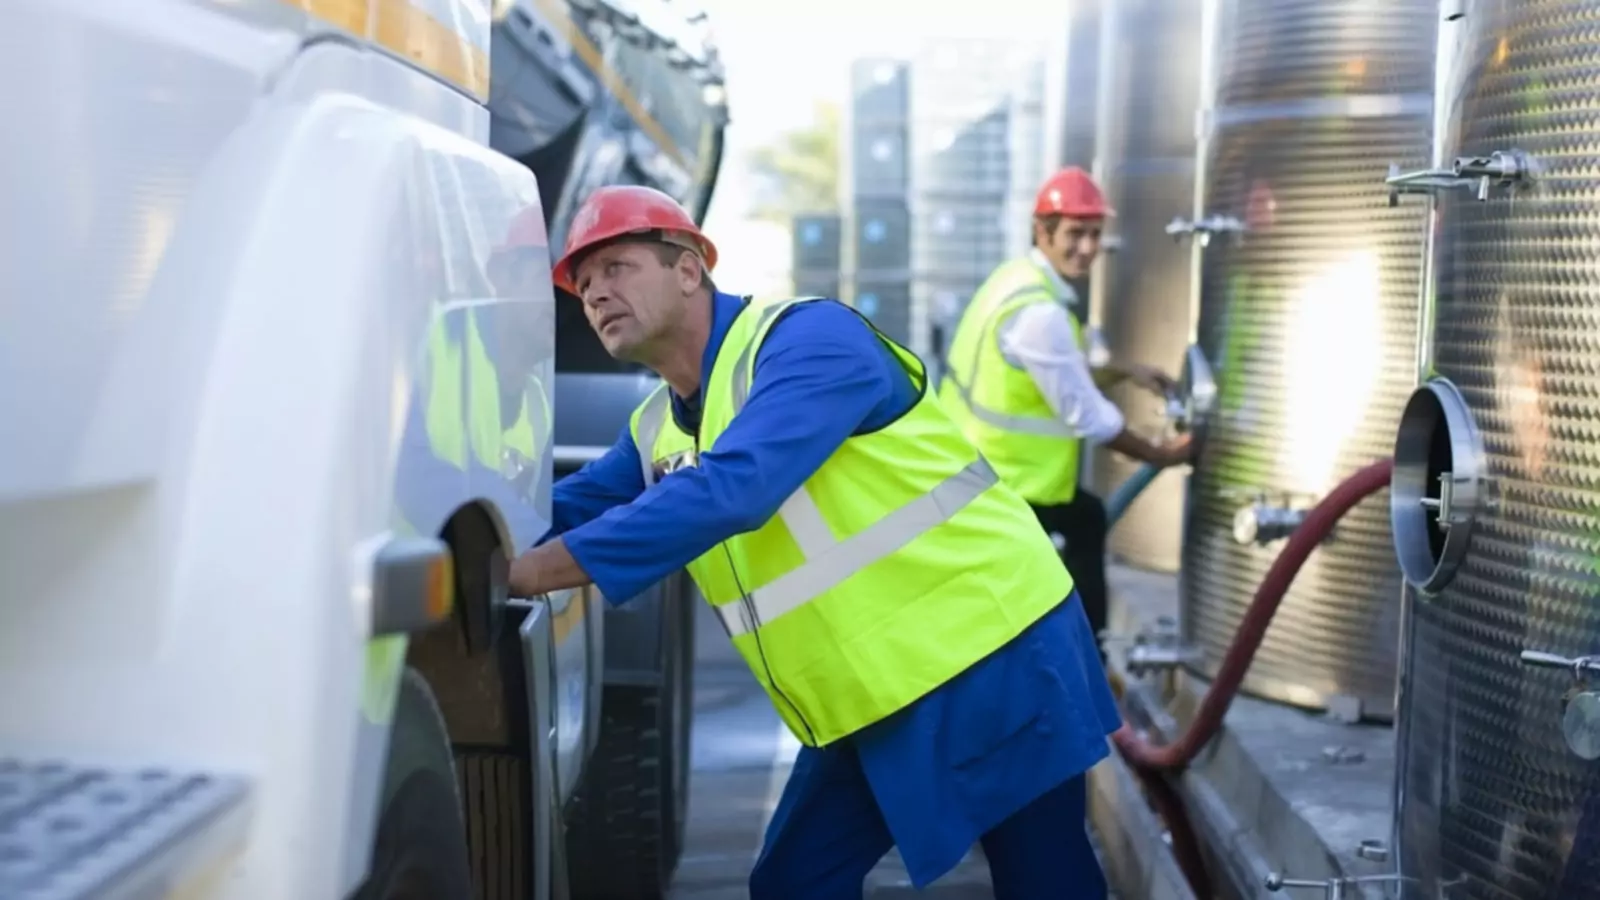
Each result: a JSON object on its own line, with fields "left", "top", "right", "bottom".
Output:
{"left": 1385, "top": 149, "right": 1531, "bottom": 206}
{"left": 1265, "top": 872, "right": 1405, "bottom": 898}
{"left": 1165, "top": 214, "right": 1247, "bottom": 247}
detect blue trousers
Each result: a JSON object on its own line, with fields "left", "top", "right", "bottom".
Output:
{"left": 749, "top": 741, "right": 1108, "bottom": 899}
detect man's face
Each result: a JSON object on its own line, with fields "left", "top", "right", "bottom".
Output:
{"left": 1034, "top": 215, "right": 1104, "bottom": 279}
{"left": 572, "top": 241, "right": 696, "bottom": 360}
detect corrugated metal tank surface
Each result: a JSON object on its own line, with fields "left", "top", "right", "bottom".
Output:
{"left": 1180, "top": 0, "right": 1436, "bottom": 718}
{"left": 1090, "top": 0, "right": 1205, "bottom": 574}
{"left": 1394, "top": 2, "right": 1600, "bottom": 895}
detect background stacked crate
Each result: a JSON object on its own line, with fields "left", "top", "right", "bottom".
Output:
{"left": 907, "top": 38, "right": 1046, "bottom": 372}
{"left": 839, "top": 58, "right": 913, "bottom": 347}
{"left": 789, "top": 214, "right": 842, "bottom": 299}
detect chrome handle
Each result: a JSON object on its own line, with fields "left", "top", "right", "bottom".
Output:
{"left": 1520, "top": 650, "right": 1600, "bottom": 678}
{"left": 1165, "top": 214, "right": 1247, "bottom": 246}
{"left": 1385, "top": 163, "right": 1462, "bottom": 206}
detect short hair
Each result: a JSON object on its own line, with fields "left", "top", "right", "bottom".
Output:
{"left": 644, "top": 241, "right": 718, "bottom": 295}
{"left": 1032, "top": 214, "right": 1063, "bottom": 247}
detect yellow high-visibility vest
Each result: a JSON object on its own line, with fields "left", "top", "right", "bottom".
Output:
{"left": 629, "top": 297, "right": 1072, "bottom": 746}
{"left": 938, "top": 258, "right": 1084, "bottom": 506}
{"left": 426, "top": 309, "right": 548, "bottom": 478}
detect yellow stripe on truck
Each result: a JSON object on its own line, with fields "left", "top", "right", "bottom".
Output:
{"left": 525, "top": 0, "right": 689, "bottom": 168}
{"left": 281, "top": 0, "right": 491, "bottom": 102}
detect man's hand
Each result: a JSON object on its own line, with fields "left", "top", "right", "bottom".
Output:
{"left": 508, "top": 538, "right": 594, "bottom": 597}
{"left": 1156, "top": 433, "right": 1196, "bottom": 468}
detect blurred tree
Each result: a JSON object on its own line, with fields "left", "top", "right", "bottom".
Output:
{"left": 745, "top": 101, "right": 840, "bottom": 220}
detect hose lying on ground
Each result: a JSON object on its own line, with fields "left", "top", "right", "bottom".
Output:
{"left": 1109, "top": 457, "right": 1395, "bottom": 896}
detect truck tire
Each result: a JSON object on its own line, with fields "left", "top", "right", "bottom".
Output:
{"left": 354, "top": 668, "right": 476, "bottom": 900}
{"left": 567, "top": 582, "right": 695, "bottom": 899}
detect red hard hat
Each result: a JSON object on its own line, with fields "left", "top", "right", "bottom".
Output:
{"left": 1033, "top": 167, "right": 1113, "bottom": 219}
{"left": 551, "top": 185, "right": 718, "bottom": 295}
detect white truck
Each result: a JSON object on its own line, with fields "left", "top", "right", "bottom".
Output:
{"left": 0, "top": 1, "right": 723, "bottom": 899}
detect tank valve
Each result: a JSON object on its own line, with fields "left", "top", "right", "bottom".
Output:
{"left": 1232, "top": 501, "right": 1309, "bottom": 546}
{"left": 1265, "top": 873, "right": 1404, "bottom": 898}
{"left": 1386, "top": 149, "right": 1531, "bottom": 206}
{"left": 1164, "top": 214, "right": 1247, "bottom": 247}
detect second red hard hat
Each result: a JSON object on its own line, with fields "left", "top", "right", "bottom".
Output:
{"left": 551, "top": 185, "right": 719, "bottom": 295}
{"left": 1033, "top": 167, "right": 1113, "bottom": 219}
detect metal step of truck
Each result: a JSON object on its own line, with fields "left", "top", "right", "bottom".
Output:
{"left": 0, "top": 758, "right": 250, "bottom": 900}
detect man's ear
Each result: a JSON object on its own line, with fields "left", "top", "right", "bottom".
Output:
{"left": 675, "top": 249, "right": 706, "bottom": 293}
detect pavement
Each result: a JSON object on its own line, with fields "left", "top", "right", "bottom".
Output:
{"left": 669, "top": 601, "right": 998, "bottom": 899}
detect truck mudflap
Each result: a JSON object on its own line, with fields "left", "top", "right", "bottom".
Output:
{"left": 0, "top": 760, "right": 251, "bottom": 900}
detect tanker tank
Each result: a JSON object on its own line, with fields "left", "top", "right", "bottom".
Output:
{"left": 1089, "top": 0, "right": 1205, "bottom": 575}
{"left": 1179, "top": 0, "right": 1437, "bottom": 720}
{"left": 1386, "top": 1, "right": 1600, "bottom": 894}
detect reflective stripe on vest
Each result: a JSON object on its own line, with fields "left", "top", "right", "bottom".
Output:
{"left": 939, "top": 258, "right": 1085, "bottom": 505}
{"left": 629, "top": 296, "right": 1072, "bottom": 746}
{"left": 638, "top": 376, "right": 999, "bottom": 636}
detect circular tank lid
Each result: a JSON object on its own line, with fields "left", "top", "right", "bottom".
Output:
{"left": 1390, "top": 377, "right": 1487, "bottom": 595}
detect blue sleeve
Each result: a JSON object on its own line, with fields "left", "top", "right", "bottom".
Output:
{"left": 561, "top": 302, "right": 914, "bottom": 604}
{"left": 537, "top": 423, "right": 646, "bottom": 544}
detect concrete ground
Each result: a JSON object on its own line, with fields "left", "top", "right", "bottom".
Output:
{"left": 669, "top": 601, "right": 997, "bottom": 899}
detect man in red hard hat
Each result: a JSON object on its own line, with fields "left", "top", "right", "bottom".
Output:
{"left": 939, "top": 166, "right": 1193, "bottom": 657}
{"left": 509, "top": 184, "right": 1121, "bottom": 897}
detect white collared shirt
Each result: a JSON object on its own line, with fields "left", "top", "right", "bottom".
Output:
{"left": 993, "top": 251, "right": 1126, "bottom": 443}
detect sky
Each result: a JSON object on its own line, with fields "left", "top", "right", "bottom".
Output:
{"left": 690, "top": 3, "right": 1068, "bottom": 296}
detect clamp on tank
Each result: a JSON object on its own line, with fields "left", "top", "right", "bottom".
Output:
{"left": 1385, "top": 149, "right": 1532, "bottom": 206}
{"left": 1519, "top": 651, "right": 1600, "bottom": 760}
{"left": 1264, "top": 872, "right": 1405, "bottom": 899}
{"left": 1164, "top": 214, "right": 1247, "bottom": 247}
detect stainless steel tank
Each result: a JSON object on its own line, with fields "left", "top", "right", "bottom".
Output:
{"left": 1179, "top": 0, "right": 1437, "bottom": 719}
{"left": 1387, "top": 1, "right": 1600, "bottom": 895}
{"left": 1089, "top": 0, "right": 1206, "bottom": 574}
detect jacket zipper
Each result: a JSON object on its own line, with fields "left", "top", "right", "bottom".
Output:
{"left": 698, "top": 432, "right": 817, "bottom": 745}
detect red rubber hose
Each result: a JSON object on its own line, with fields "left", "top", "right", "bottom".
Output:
{"left": 1113, "top": 457, "right": 1394, "bottom": 770}
{"left": 1109, "top": 458, "right": 1394, "bottom": 899}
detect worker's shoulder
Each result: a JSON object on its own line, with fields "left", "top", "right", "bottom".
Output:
{"left": 762, "top": 296, "right": 878, "bottom": 344}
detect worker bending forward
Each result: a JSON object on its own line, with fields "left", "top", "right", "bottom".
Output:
{"left": 940, "top": 166, "right": 1193, "bottom": 654}
{"left": 507, "top": 185, "right": 1122, "bottom": 898}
